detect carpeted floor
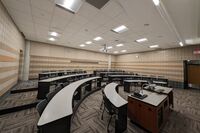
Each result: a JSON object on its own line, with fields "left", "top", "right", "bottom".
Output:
{"left": 11, "top": 80, "right": 38, "bottom": 91}
{"left": 0, "top": 81, "right": 200, "bottom": 133}
{"left": 71, "top": 87, "right": 200, "bottom": 133}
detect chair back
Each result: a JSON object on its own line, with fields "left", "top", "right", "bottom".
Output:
{"left": 103, "top": 94, "right": 115, "bottom": 115}
{"left": 46, "top": 91, "right": 58, "bottom": 102}
{"left": 36, "top": 99, "right": 48, "bottom": 116}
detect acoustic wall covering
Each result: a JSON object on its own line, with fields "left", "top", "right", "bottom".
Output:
{"left": 29, "top": 41, "right": 116, "bottom": 79}
{"left": 0, "top": 1, "right": 25, "bottom": 96}
{"left": 115, "top": 45, "right": 200, "bottom": 83}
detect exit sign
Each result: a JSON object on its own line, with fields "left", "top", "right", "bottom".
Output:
{"left": 193, "top": 49, "right": 200, "bottom": 55}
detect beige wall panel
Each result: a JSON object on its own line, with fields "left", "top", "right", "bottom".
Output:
{"left": 115, "top": 45, "right": 200, "bottom": 82}
{"left": 0, "top": 1, "right": 25, "bottom": 96}
{"left": 29, "top": 41, "right": 115, "bottom": 79}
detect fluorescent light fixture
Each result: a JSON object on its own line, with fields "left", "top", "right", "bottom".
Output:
{"left": 85, "top": 41, "right": 92, "bottom": 44}
{"left": 149, "top": 45, "right": 159, "bottom": 48}
{"left": 185, "top": 38, "right": 200, "bottom": 45}
{"left": 112, "top": 25, "right": 128, "bottom": 33}
{"left": 80, "top": 44, "right": 85, "bottom": 47}
{"left": 107, "top": 46, "right": 112, "bottom": 49}
{"left": 116, "top": 44, "right": 124, "bottom": 47}
{"left": 49, "top": 37, "right": 56, "bottom": 41}
{"left": 152, "top": 0, "right": 160, "bottom": 6}
{"left": 49, "top": 32, "right": 59, "bottom": 37}
{"left": 93, "top": 36, "right": 103, "bottom": 41}
{"left": 136, "top": 38, "right": 148, "bottom": 43}
{"left": 55, "top": 0, "right": 83, "bottom": 13}
{"left": 121, "top": 50, "right": 127, "bottom": 53}
{"left": 179, "top": 42, "right": 183, "bottom": 47}
{"left": 114, "top": 51, "right": 119, "bottom": 54}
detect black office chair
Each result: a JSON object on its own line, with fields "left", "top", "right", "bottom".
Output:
{"left": 101, "top": 94, "right": 116, "bottom": 133}
{"left": 46, "top": 90, "right": 58, "bottom": 102}
{"left": 100, "top": 89, "right": 105, "bottom": 110}
{"left": 36, "top": 99, "right": 48, "bottom": 116}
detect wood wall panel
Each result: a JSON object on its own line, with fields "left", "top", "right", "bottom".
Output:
{"left": 115, "top": 45, "right": 200, "bottom": 82}
{"left": 0, "top": 1, "right": 25, "bottom": 96}
{"left": 29, "top": 55, "right": 110, "bottom": 79}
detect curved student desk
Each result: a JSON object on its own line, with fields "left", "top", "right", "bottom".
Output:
{"left": 37, "top": 76, "right": 101, "bottom": 133}
{"left": 103, "top": 83, "right": 128, "bottom": 133}
{"left": 104, "top": 83, "right": 127, "bottom": 107}
{"left": 38, "top": 70, "right": 72, "bottom": 80}
{"left": 108, "top": 75, "right": 168, "bottom": 87}
{"left": 37, "top": 73, "right": 92, "bottom": 99}
{"left": 124, "top": 79, "right": 149, "bottom": 93}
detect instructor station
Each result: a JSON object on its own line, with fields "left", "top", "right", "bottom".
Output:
{"left": 0, "top": 0, "right": 199, "bottom": 133}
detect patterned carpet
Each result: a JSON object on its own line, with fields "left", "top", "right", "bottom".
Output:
{"left": 0, "top": 81, "right": 200, "bottom": 133}
{"left": 11, "top": 80, "right": 38, "bottom": 91}
{"left": 71, "top": 88, "right": 200, "bottom": 133}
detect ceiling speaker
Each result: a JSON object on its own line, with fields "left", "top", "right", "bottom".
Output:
{"left": 86, "top": 0, "right": 110, "bottom": 9}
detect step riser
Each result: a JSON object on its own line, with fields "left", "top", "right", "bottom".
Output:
{"left": 0, "top": 102, "right": 38, "bottom": 115}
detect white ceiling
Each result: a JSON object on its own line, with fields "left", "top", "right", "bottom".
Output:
{"left": 1, "top": 0, "right": 199, "bottom": 54}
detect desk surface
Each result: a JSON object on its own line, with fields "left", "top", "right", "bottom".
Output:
{"left": 39, "top": 71, "right": 71, "bottom": 75}
{"left": 153, "top": 81, "right": 168, "bottom": 84}
{"left": 38, "top": 76, "right": 100, "bottom": 126}
{"left": 104, "top": 83, "right": 128, "bottom": 108}
{"left": 124, "top": 80, "right": 148, "bottom": 83}
{"left": 144, "top": 85, "right": 173, "bottom": 94}
{"left": 108, "top": 74, "right": 136, "bottom": 77}
{"left": 39, "top": 73, "right": 91, "bottom": 82}
{"left": 99, "top": 72, "right": 126, "bottom": 74}
{"left": 129, "top": 90, "right": 167, "bottom": 106}
{"left": 154, "top": 86, "right": 173, "bottom": 94}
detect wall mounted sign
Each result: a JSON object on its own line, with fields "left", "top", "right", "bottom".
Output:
{"left": 193, "top": 49, "right": 200, "bottom": 55}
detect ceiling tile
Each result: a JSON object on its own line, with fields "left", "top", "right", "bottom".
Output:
{"left": 101, "top": 0, "right": 123, "bottom": 18}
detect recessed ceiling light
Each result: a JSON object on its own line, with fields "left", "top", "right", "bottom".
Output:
{"left": 185, "top": 38, "right": 200, "bottom": 45}
{"left": 114, "top": 51, "right": 119, "bottom": 54}
{"left": 94, "top": 36, "right": 103, "bottom": 41}
{"left": 152, "top": 0, "right": 160, "bottom": 6}
{"left": 55, "top": 0, "right": 83, "bottom": 13}
{"left": 49, "top": 32, "right": 59, "bottom": 37}
{"left": 116, "top": 44, "right": 124, "bottom": 47}
{"left": 85, "top": 41, "right": 92, "bottom": 44}
{"left": 121, "top": 50, "right": 127, "bottom": 53}
{"left": 49, "top": 37, "right": 56, "bottom": 41}
{"left": 107, "top": 46, "right": 113, "bottom": 49}
{"left": 149, "top": 45, "right": 159, "bottom": 48}
{"left": 112, "top": 25, "right": 128, "bottom": 33}
{"left": 80, "top": 44, "right": 85, "bottom": 47}
{"left": 179, "top": 42, "right": 183, "bottom": 47}
{"left": 136, "top": 38, "right": 148, "bottom": 43}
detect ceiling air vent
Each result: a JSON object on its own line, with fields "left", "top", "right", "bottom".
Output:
{"left": 86, "top": 0, "right": 110, "bottom": 9}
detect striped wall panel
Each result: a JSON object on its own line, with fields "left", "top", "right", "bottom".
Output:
{"left": 115, "top": 45, "right": 200, "bottom": 82}
{"left": 115, "top": 61, "right": 183, "bottom": 82}
{"left": 29, "top": 55, "right": 113, "bottom": 79}
{"left": 0, "top": 1, "right": 25, "bottom": 96}
{"left": 0, "top": 42, "right": 20, "bottom": 96}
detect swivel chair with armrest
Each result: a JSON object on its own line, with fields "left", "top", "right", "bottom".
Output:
{"left": 101, "top": 94, "right": 116, "bottom": 133}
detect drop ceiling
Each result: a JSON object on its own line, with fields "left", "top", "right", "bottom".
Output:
{"left": 1, "top": 0, "right": 199, "bottom": 54}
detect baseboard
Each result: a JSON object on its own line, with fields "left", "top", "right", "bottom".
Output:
{"left": 10, "top": 88, "right": 38, "bottom": 94}
{"left": 0, "top": 101, "right": 39, "bottom": 115}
